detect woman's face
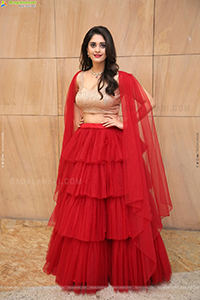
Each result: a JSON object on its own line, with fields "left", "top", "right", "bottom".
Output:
{"left": 87, "top": 34, "right": 107, "bottom": 65}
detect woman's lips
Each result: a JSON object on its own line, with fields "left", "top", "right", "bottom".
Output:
{"left": 94, "top": 54, "right": 102, "bottom": 58}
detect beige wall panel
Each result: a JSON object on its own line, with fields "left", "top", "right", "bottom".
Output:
{"left": 155, "top": 0, "right": 200, "bottom": 55}
{"left": 154, "top": 117, "right": 200, "bottom": 230}
{"left": 0, "top": 59, "right": 57, "bottom": 115}
{"left": 0, "top": 116, "right": 58, "bottom": 220}
{"left": 57, "top": 58, "right": 80, "bottom": 115}
{"left": 118, "top": 56, "right": 152, "bottom": 118}
{"left": 118, "top": 56, "right": 152, "bottom": 94}
{"left": 153, "top": 55, "right": 200, "bottom": 117}
{"left": 55, "top": 0, "right": 154, "bottom": 57}
{"left": 0, "top": 0, "right": 55, "bottom": 58}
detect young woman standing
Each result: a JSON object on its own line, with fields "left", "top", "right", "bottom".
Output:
{"left": 43, "top": 26, "right": 172, "bottom": 295}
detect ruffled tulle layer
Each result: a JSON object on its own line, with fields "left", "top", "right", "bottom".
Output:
{"left": 53, "top": 194, "right": 134, "bottom": 241}
{"left": 55, "top": 123, "right": 124, "bottom": 199}
{"left": 62, "top": 123, "right": 123, "bottom": 163}
{"left": 43, "top": 230, "right": 171, "bottom": 294}
{"left": 43, "top": 124, "right": 172, "bottom": 294}
{"left": 56, "top": 160, "right": 124, "bottom": 199}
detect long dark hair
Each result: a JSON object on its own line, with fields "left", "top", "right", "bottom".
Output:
{"left": 80, "top": 26, "right": 119, "bottom": 99}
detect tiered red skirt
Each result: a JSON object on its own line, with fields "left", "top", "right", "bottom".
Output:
{"left": 43, "top": 123, "right": 172, "bottom": 294}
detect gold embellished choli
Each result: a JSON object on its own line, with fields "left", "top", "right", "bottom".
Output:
{"left": 75, "top": 71, "right": 121, "bottom": 115}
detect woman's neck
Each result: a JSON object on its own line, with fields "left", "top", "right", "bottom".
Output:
{"left": 92, "top": 62, "right": 105, "bottom": 73}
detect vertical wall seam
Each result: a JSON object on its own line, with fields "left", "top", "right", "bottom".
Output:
{"left": 152, "top": 0, "right": 156, "bottom": 98}
{"left": 53, "top": 0, "right": 60, "bottom": 173}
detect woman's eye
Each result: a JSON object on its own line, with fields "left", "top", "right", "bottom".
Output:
{"left": 90, "top": 43, "right": 106, "bottom": 48}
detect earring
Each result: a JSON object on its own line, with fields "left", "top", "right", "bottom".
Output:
{"left": 87, "top": 52, "right": 89, "bottom": 56}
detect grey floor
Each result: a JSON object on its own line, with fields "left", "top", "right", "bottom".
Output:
{"left": 0, "top": 271, "right": 200, "bottom": 300}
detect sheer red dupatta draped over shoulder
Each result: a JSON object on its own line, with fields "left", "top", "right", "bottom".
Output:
{"left": 119, "top": 71, "right": 172, "bottom": 284}
{"left": 119, "top": 71, "right": 172, "bottom": 224}
{"left": 49, "top": 70, "right": 172, "bottom": 285}
{"left": 50, "top": 71, "right": 81, "bottom": 209}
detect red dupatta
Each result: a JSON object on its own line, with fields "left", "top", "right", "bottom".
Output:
{"left": 56, "top": 70, "right": 172, "bottom": 218}
{"left": 119, "top": 71, "right": 172, "bottom": 225}
{"left": 51, "top": 70, "right": 173, "bottom": 284}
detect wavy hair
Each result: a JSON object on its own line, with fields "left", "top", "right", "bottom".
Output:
{"left": 80, "top": 26, "right": 119, "bottom": 99}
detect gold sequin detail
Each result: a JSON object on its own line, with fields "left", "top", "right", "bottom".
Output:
{"left": 75, "top": 72, "right": 121, "bottom": 115}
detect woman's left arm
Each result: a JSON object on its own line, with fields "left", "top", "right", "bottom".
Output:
{"left": 135, "top": 87, "right": 156, "bottom": 122}
{"left": 142, "top": 87, "right": 156, "bottom": 109}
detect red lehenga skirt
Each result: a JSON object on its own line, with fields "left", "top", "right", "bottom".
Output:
{"left": 43, "top": 123, "right": 172, "bottom": 294}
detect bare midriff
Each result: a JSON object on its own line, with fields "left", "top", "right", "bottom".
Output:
{"left": 83, "top": 113, "right": 119, "bottom": 124}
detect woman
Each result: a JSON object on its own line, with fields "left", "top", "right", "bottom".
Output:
{"left": 43, "top": 26, "right": 173, "bottom": 295}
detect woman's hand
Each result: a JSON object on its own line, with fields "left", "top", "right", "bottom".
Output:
{"left": 78, "top": 115, "right": 84, "bottom": 127}
{"left": 101, "top": 114, "right": 123, "bottom": 130}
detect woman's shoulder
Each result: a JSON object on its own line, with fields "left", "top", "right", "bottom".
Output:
{"left": 72, "top": 70, "right": 82, "bottom": 79}
{"left": 70, "top": 71, "right": 82, "bottom": 88}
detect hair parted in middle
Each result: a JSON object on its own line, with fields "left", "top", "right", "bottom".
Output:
{"left": 80, "top": 26, "right": 119, "bottom": 99}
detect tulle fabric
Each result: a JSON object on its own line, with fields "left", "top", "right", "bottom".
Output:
{"left": 43, "top": 71, "right": 173, "bottom": 294}
{"left": 43, "top": 124, "right": 172, "bottom": 294}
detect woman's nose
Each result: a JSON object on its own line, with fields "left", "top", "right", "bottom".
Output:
{"left": 96, "top": 45, "right": 100, "bottom": 52}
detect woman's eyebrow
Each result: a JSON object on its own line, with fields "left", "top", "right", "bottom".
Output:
{"left": 89, "top": 41, "right": 106, "bottom": 44}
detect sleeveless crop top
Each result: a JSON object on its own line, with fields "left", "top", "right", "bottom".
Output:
{"left": 75, "top": 71, "right": 121, "bottom": 114}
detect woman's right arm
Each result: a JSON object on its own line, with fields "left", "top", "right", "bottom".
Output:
{"left": 74, "top": 103, "right": 84, "bottom": 130}
{"left": 73, "top": 77, "right": 84, "bottom": 130}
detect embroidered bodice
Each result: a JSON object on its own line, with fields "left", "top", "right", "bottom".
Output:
{"left": 75, "top": 71, "right": 121, "bottom": 114}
